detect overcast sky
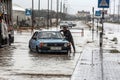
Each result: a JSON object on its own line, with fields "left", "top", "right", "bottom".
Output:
{"left": 13, "top": 0, "right": 119, "bottom": 14}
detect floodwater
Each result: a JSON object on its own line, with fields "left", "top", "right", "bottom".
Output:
{"left": 0, "top": 23, "right": 83, "bottom": 80}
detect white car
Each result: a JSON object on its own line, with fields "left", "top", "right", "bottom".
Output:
{"left": 59, "top": 21, "right": 67, "bottom": 28}
{"left": 59, "top": 21, "right": 72, "bottom": 29}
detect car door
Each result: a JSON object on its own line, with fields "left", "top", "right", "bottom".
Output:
{"left": 30, "top": 32, "right": 38, "bottom": 50}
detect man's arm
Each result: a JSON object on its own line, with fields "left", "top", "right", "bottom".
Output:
{"left": 60, "top": 30, "right": 63, "bottom": 32}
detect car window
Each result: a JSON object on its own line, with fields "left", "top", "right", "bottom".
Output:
{"left": 32, "top": 32, "right": 38, "bottom": 39}
{"left": 55, "top": 32, "right": 63, "bottom": 39}
{"left": 38, "top": 32, "right": 63, "bottom": 39}
{"left": 38, "top": 32, "right": 49, "bottom": 39}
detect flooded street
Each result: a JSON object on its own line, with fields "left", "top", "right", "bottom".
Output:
{"left": 0, "top": 22, "right": 84, "bottom": 80}
{"left": 1, "top": 21, "right": 120, "bottom": 80}
{"left": 1, "top": 0, "right": 120, "bottom": 79}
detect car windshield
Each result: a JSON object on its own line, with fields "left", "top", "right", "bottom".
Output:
{"left": 38, "top": 31, "right": 63, "bottom": 39}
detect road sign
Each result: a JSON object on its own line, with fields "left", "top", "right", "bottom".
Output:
{"left": 25, "top": 9, "right": 32, "bottom": 16}
{"left": 98, "top": 0, "right": 109, "bottom": 8}
{"left": 95, "top": 10, "right": 101, "bottom": 16}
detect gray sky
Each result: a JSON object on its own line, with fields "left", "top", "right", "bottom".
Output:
{"left": 13, "top": 0, "right": 119, "bottom": 14}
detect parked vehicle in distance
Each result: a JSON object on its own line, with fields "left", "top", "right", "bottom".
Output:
{"left": 59, "top": 21, "right": 68, "bottom": 29}
{"left": 71, "top": 22, "right": 77, "bottom": 27}
{"left": 67, "top": 22, "right": 73, "bottom": 28}
{"left": 59, "top": 21, "right": 76, "bottom": 29}
{"left": 29, "top": 31, "right": 71, "bottom": 54}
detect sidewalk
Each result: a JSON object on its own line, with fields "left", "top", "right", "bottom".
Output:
{"left": 71, "top": 46, "right": 102, "bottom": 80}
{"left": 71, "top": 33, "right": 120, "bottom": 80}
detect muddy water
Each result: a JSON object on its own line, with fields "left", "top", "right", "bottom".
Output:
{"left": 0, "top": 31, "right": 82, "bottom": 80}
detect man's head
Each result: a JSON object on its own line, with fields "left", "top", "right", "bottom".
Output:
{"left": 62, "top": 25, "right": 68, "bottom": 31}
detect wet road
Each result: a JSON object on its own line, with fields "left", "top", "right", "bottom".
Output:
{"left": 0, "top": 21, "right": 85, "bottom": 80}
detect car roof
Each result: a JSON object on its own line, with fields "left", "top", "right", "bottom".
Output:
{"left": 35, "top": 30, "right": 60, "bottom": 33}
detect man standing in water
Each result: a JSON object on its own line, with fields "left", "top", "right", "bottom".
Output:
{"left": 60, "top": 25, "right": 76, "bottom": 53}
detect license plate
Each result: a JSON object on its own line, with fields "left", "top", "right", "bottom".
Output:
{"left": 50, "top": 47, "right": 61, "bottom": 50}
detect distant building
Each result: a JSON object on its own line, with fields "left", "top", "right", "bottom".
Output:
{"left": 108, "top": 14, "right": 120, "bottom": 22}
{"left": 12, "top": 4, "right": 26, "bottom": 24}
{"left": 76, "top": 10, "right": 90, "bottom": 18}
{"left": 76, "top": 10, "right": 91, "bottom": 21}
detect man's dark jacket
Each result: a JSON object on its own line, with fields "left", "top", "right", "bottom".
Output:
{"left": 60, "top": 30, "right": 73, "bottom": 42}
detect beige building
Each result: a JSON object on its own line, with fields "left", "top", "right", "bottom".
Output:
{"left": 12, "top": 4, "right": 26, "bottom": 24}
{"left": 76, "top": 10, "right": 90, "bottom": 18}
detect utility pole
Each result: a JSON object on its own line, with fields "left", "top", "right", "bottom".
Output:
{"left": 51, "top": 0, "right": 52, "bottom": 10}
{"left": 60, "top": 0, "right": 62, "bottom": 13}
{"left": 63, "top": 3, "right": 65, "bottom": 13}
{"left": 47, "top": 0, "right": 50, "bottom": 29}
{"left": 109, "top": 0, "right": 111, "bottom": 15}
{"left": 64, "top": 0, "right": 68, "bottom": 13}
{"left": 50, "top": 0, "right": 52, "bottom": 27}
{"left": 38, "top": 0, "right": 40, "bottom": 28}
{"left": 63, "top": 0, "right": 67, "bottom": 20}
{"left": 65, "top": 7, "right": 67, "bottom": 14}
{"left": 60, "top": 0, "right": 62, "bottom": 20}
{"left": 32, "top": 0, "right": 34, "bottom": 32}
{"left": 92, "top": 7, "right": 94, "bottom": 41}
{"left": 113, "top": 0, "right": 115, "bottom": 21}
